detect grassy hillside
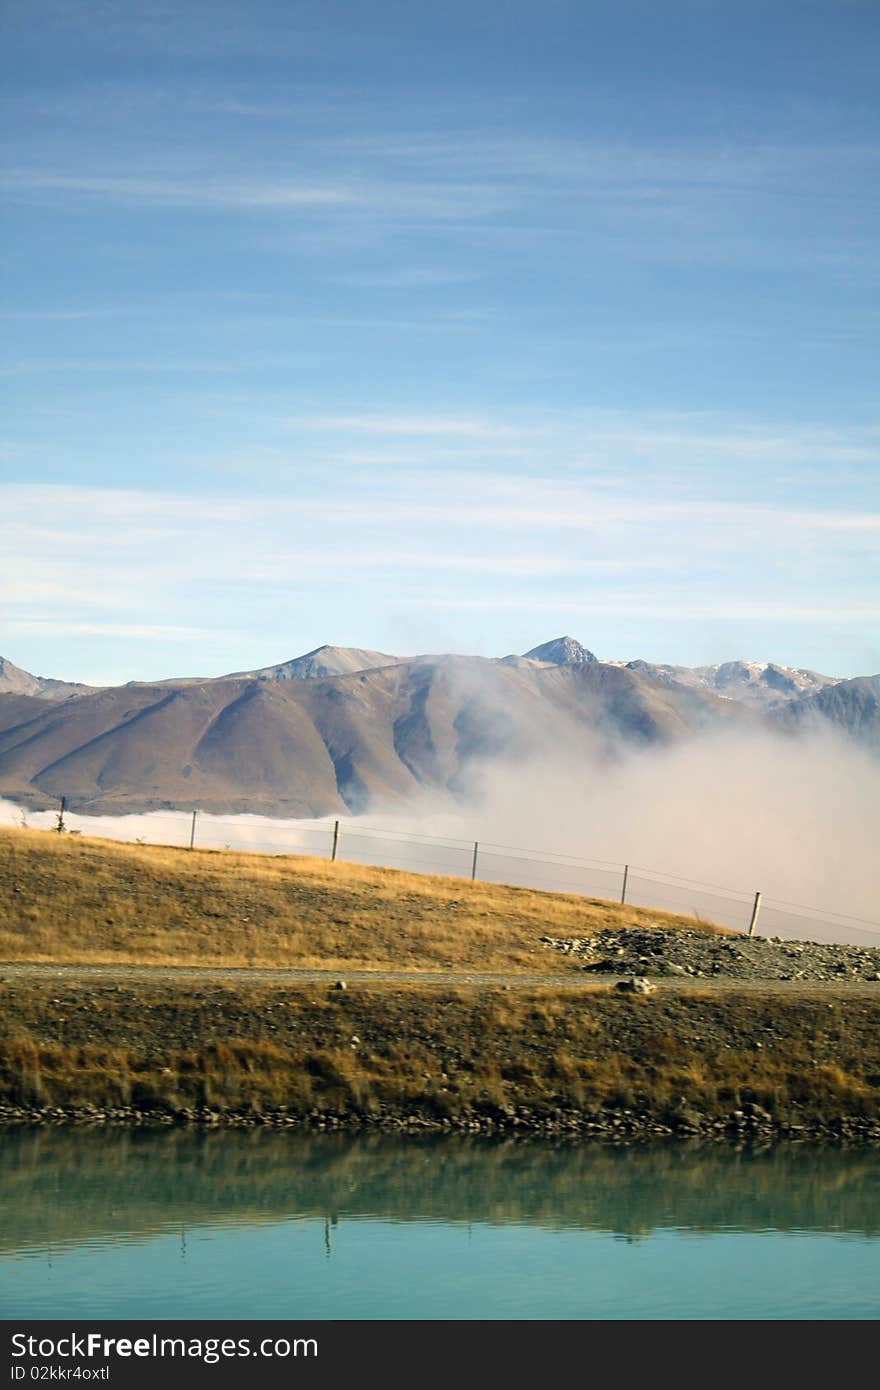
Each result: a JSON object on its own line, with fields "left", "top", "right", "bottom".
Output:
{"left": 0, "top": 825, "right": 719, "bottom": 972}
{"left": 2, "top": 826, "right": 878, "bottom": 1138}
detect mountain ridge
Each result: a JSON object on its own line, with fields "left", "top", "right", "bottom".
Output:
{"left": 0, "top": 638, "right": 876, "bottom": 818}
{"left": 1, "top": 637, "right": 849, "bottom": 704}
{"left": 0, "top": 656, "right": 94, "bottom": 703}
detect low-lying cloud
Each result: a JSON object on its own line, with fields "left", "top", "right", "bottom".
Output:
{"left": 422, "top": 729, "right": 880, "bottom": 934}
{"left": 2, "top": 725, "right": 877, "bottom": 946}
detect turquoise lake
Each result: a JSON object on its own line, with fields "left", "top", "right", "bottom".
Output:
{"left": 1, "top": 1129, "right": 878, "bottom": 1320}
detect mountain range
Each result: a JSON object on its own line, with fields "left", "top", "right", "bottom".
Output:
{"left": 0, "top": 640, "right": 876, "bottom": 816}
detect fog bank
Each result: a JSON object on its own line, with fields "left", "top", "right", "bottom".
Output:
{"left": 2, "top": 727, "right": 877, "bottom": 945}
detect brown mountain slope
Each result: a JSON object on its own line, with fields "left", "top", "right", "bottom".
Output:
{"left": 777, "top": 675, "right": 880, "bottom": 752}
{"left": 0, "top": 655, "right": 757, "bottom": 816}
{"left": 0, "top": 681, "right": 345, "bottom": 817}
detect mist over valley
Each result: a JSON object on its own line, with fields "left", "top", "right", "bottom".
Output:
{"left": 1, "top": 638, "right": 877, "bottom": 940}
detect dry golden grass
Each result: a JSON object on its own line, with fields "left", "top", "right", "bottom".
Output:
{"left": 1, "top": 978, "right": 877, "bottom": 1126}
{"left": 0, "top": 823, "right": 727, "bottom": 971}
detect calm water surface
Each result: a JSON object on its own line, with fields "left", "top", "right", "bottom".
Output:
{"left": 1, "top": 1129, "right": 878, "bottom": 1320}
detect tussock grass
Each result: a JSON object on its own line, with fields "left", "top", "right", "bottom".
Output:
{"left": 1, "top": 981, "right": 877, "bottom": 1127}
{"left": 0, "top": 824, "right": 725, "bottom": 972}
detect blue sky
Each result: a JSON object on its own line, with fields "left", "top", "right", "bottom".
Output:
{"left": 2, "top": 0, "right": 879, "bottom": 685}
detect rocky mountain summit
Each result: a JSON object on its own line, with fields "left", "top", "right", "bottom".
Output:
{"left": 523, "top": 635, "right": 598, "bottom": 667}
{"left": 1, "top": 636, "right": 876, "bottom": 816}
{"left": 0, "top": 657, "right": 92, "bottom": 702}
{"left": 228, "top": 644, "right": 403, "bottom": 683}
{"left": 624, "top": 658, "right": 836, "bottom": 708}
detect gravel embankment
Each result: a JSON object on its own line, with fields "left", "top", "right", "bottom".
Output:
{"left": 2, "top": 968, "right": 880, "bottom": 1143}
{"left": 541, "top": 927, "right": 880, "bottom": 982}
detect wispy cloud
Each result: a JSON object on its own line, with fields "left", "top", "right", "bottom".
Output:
{"left": 3, "top": 10, "right": 877, "bottom": 686}
{"left": 567, "top": 423, "right": 880, "bottom": 468}
{"left": 3, "top": 127, "right": 877, "bottom": 282}
{"left": 3, "top": 468, "right": 877, "bottom": 636}
{"left": 296, "top": 414, "right": 521, "bottom": 440}
{"left": 4, "top": 620, "right": 234, "bottom": 641}
{"left": 413, "top": 595, "right": 880, "bottom": 624}
{"left": 267, "top": 413, "right": 880, "bottom": 482}
{"left": 340, "top": 131, "right": 880, "bottom": 187}
{"left": 1, "top": 170, "right": 358, "bottom": 208}
{"left": 0, "top": 358, "right": 310, "bottom": 376}
{"left": 4, "top": 438, "right": 878, "bottom": 537}
{"left": 0, "top": 169, "right": 511, "bottom": 225}
{"left": 328, "top": 268, "right": 478, "bottom": 289}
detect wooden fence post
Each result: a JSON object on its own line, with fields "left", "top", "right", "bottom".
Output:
{"left": 748, "top": 890, "right": 762, "bottom": 937}
{"left": 621, "top": 863, "right": 629, "bottom": 905}
{"left": 189, "top": 810, "right": 198, "bottom": 849}
{"left": 56, "top": 796, "right": 67, "bottom": 834}
{"left": 331, "top": 820, "right": 340, "bottom": 862}
{"left": 471, "top": 841, "right": 479, "bottom": 881}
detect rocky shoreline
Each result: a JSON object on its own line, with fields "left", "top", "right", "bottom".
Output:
{"left": 3, "top": 1100, "right": 880, "bottom": 1147}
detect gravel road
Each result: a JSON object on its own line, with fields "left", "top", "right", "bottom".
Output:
{"left": 2, "top": 960, "right": 880, "bottom": 995}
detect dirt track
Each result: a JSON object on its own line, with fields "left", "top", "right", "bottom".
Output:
{"left": 3, "top": 960, "right": 880, "bottom": 995}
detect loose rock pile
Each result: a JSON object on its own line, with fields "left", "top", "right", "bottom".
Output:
{"left": 540, "top": 927, "right": 880, "bottom": 982}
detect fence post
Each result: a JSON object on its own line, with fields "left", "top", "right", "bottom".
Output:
{"left": 56, "top": 796, "right": 67, "bottom": 834}
{"left": 471, "top": 841, "right": 479, "bottom": 881}
{"left": 748, "top": 890, "right": 762, "bottom": 937}
{"left": 189, "top": 810, "right": 198, "bottom": 850}
{"left": 621, "top": 863, "right": 629, "bottom": 905}
{"left": 331, "top": 820, "right": 340, "bottom": 862}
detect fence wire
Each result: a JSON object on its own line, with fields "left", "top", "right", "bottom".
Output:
{"left": 6, "top": 800, "right": 879, "bottom": 946}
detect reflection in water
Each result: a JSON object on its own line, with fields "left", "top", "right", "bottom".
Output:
{"left": 1, "top": 1129, "right": 879, "bottom": 1319}
{"left": 3, "top": 1127, "right": 880, "bottom": 1246}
